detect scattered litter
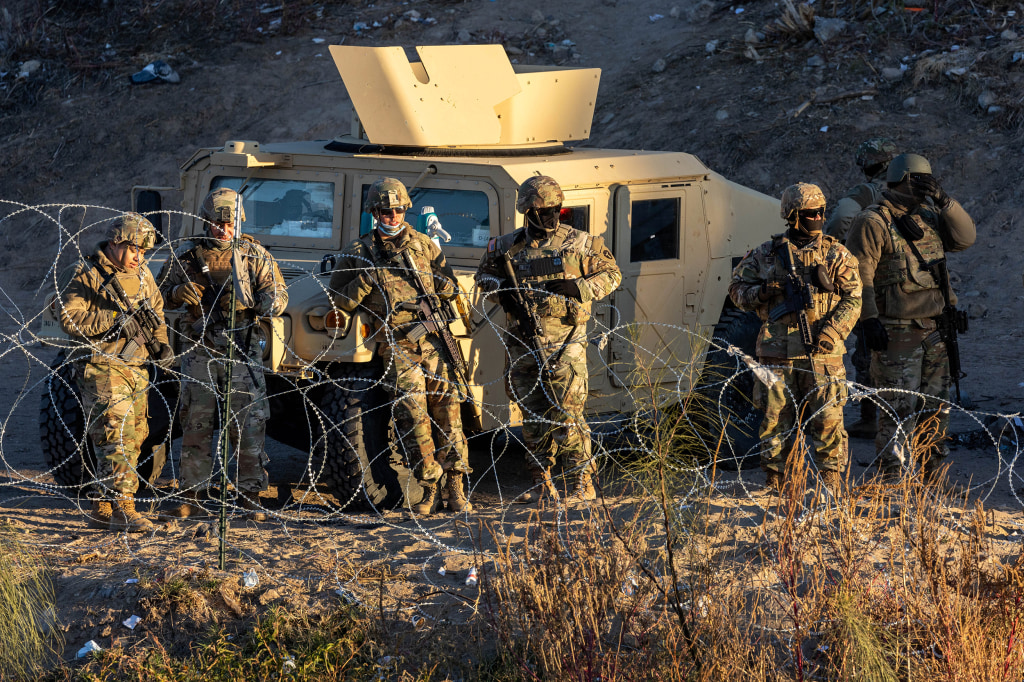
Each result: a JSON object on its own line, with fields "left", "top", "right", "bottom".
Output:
{"left": 735, "top": 7, "right": 745, "bottom": 14}
{"left": 621, "top": 576, "right": 638, "bottom": 596}
{"left": 130, "top": 60, "right": 180, "bottom": 85}
{"left": 437, "top": 565, "right": 446, "bottom": 576}
{"left": 124, "top": 578, "right": 138, "bottom": 584}
{"left": 819, "top": 125, "right": 829, "bottom": 132}
{"left": 276, "top": 51, "right": 282, "bottom": 56}
{"left": 122, "top": 614, "right": 142, "bottom": 630}
{"left": 241, "top": 568, "right": 259, "bottom": 588}
{"left": 705, "top": 40, "right": 719, "bottom": 53}
{"left": 411, "top": 614, "right": 425, "bottom": 627}
{"left": 1013, "top": 52, "right": 1024, "bottom": 63}
{"left": 652, "top": 58, "right": 667, "bottom": 73}
{"left": 951, "top": 45, "right": 961, "bottom": 51}
{"left": 282, "top": 655, "right": 296, "bottom": 674}
{"left": 353, "top": 21, "right": 370, "bottom": 31}
{"left": 649, "top": 14, "right": 665, "bottom": 22}
{"left": 76, "top": 640, "right": 102, "bottom": 658}
{"left": 312, "top": 37, "right": 326, "bottom": 44}
{"left": 465, "top": 566, "right": 479, "bottom": 586}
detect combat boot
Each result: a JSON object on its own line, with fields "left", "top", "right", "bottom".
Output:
{"left": 847, "top": 400, "right": 877, "bottom": 439}
{"left": 445, "top": 473, "right": 473, "bottom": 513}
{"left": 820, "top": 470, "right": 845, "bottom": 499}
{"left": 109, "top": 494, "right": 155, "bottom": 533}
{"left": 87, "top": 498, "right": 113, "bottom": 529}
{"left": 764, "top": 469, "right": 784, "bottom": 494}
{"left": 238, "top": 493, "right": 267, "bottom": 522}
{"left": 521, "top": 468, "right": 559, "bottom": 504}
{"left": 163, "top": 491, "right": 205, "bottom": 520}
{"left": 412, "top": 482, "right": 441, "bottom": 516}
{"left": 566, "top": 473, "right": 598, "bottom": 503}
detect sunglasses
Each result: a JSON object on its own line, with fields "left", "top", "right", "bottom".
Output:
{"left": 798, "top": 207, "right": 825, "bottom": 219}
{"left": 378, "top": 208, "right": 406, "bottom": 216}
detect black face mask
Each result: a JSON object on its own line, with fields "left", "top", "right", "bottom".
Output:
{"left": 525, "top": 207, "right": 560, "bottom": 239}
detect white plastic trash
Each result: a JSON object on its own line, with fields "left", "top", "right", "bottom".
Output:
{"left": 242, "top": 569, "right": 258, "bottom": 588}
{"left": 77, "top": 640, "right": 103, "bottom": 658}
{"left": 465, "top": 566, "right": 478, "bottom": 586}
{"left": 122, "top": 614, "right": 142, "bottom": 629}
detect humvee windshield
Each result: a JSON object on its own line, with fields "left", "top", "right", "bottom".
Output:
{"left": 213, "top": 177, "right": 335, "bottom": 240}
{"left": 359, "top": 184, "right": 490, "bottom": 249}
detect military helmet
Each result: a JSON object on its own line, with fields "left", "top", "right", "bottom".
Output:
{"left": 365, "top": 177, "right": 412, "bottom": 211}
{"left": 200, "top": 187, "right": 246, "bottom": 225}
{"left": 780, "top": 182, "right": 826, "bottom": 220}
{"left": 855, "top": 138, "right": 898, "bottom": 170}
{"left": 106, "top": 213, "right": 157, "bottom": 249}
{"left": 515, "top": 175, "right": 564, "bottom": 213}
{"left": 886, "top": 153, "right": 932, "bottom": 185}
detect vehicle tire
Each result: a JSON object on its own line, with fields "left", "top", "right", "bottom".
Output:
{"left": 692, "top": 308, "right": 763, "bottom": 471}
{"left": 313, "top": 363, "right": 422, "bottom": 510}
{"left": 39, "top": 352, "right": 170, "bottom": 489}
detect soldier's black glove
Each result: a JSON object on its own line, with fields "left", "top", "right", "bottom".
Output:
{"left": 909, "top": 174, "right": 952, "bottom": 209}
{"left": 111, "top": 312, "right": 142, "bottom": 342}
{"left": 861, "top": 317, "right": 889, "bottom": 352}
{"left": 153, "top": 342, "right": 175, "bottom": 370}
{"left": 757, "top": 281, "right": 783, "bottom": 302}
{"left": 546, "top": 278, "right": 583, "bottom": 301}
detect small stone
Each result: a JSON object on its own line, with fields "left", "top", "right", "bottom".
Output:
{"left": 535, "top": 27, "right": 547, "bottom": 38}
{"left": 715, "top": 109, "right": 729, "bottom": 121}
{"left": 403, "top": 9, "right": 421, "bottom": 19}
{"left": 669, "top": 6, "right": 681, "bottom": 18}
{"left": 531, "top": 10, "right": 545, "bottom": 22}
{"left": 257, "top": 589, "right": 281, "bottom": 606}
{"left": 686, "top": 0, "right": 715, "bottom": 22}
{"left": 651, "top": 58, "right": 667, "bottom": 73}
{"left": 705, "top": 40, "right": 719, "bottom": 53}
{"left": 1001, "top": 29, "right": 1018, "bottom": 41}
{"left": 988, "top": 105, "right": 1005, "bottom": 115}
{"left": 902, "top": 96, "right": 918, "bottom": 108}
{"left": 978, "top": 90, "right": 998, "bottom": 108}
{"left": 18, "top": 59, "right": 41, "bottom": 78}
{"left": 744, "top": 28, "right": 761, "bottom": 44}
{"left": 505, "top": 45, "right": 523, "bottom": 56}
{"left": 457, "top": 29, "right": 471, "bottom": 42}
{"left": 813, "top": 17, "right": 847, "bottom": 43}
{"left": 881, "top": 67, "right": 904, "bottom": 81}
{"left": 968, "top": 303, "right": 988, "bottom": 319}
{"left": 806, "top": 55, "right": 826, "bottom": 68}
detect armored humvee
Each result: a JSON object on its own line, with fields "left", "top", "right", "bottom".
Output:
{"left": 39, "top": 45, "right": 778, "bottom": 508}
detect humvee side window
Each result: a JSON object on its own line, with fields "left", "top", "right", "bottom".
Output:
{"left": 629, "top": 198, "right": 680, "bottom": 262}
{"left": 213, "top": 177, "right": 335, "bottom": 239}
{"left": 560, "top": 206, "right": 590, "bottom": 233}
{"left": 359, "top": 185, "right": 490, "bottom": 248}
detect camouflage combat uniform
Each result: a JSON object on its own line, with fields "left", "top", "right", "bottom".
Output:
{"left": 57, "top": 239, "right": 169, "bottom": 500}
{"left": 729, "top": 232, "right": 862, "bottom": 475}
{"left": 845, "top": 192, "right": 975, "bottom": 471}
{"left": 329, "top": 225, "right": 469, "bottom": 486}
{"left": 157, "top": 235, "right": 288, "bottom": 495}
{"left": 475, "top": 222, "right": 621, "bottom": 483}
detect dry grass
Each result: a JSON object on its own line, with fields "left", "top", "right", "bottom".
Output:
{"left": 0, "top": 525, "right": 62, "bottom": 680}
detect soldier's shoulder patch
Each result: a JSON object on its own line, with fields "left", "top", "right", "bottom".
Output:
{"left": 486, "top": 237, "right": 498, "bottom": 253}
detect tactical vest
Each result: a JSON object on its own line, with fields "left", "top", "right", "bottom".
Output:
{"left": 769, "top": 234, "right": 842, "bottom": 327}
{"left": 868, "top": 205, "right": 948, "bottom": 321}
{"left": 360, "top": 228, "right": 440, "bottom": 331}
{"left": 499, "top": 225, "right": 592, "bottom": 325}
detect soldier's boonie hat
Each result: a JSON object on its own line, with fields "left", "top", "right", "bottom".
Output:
{"left": 780, "top": 183, "right": 826, "bottom": 220}
{"left": 107, "top": 213, "right": 157, "bottom": 249}
{"left": 365, "top": 177, "right": 412, "bottom": 211}
{"left": 515, "top": 175, "right": 564, "bottom": 213}
{"left": 886, "top": 153, "right": 932, "bottom": 185}
{"left": 855, "top": 138, "right": 898, "bottom": 169}
{"left": 200, "top": 187, "right": 246, "bottom": 225}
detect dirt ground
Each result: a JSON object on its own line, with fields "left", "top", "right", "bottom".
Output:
{"left": 2, "top": 0, "right": 1024, "bottom": 668}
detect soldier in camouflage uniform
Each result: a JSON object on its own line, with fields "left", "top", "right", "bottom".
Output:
{"left": 158, "top": 188, "right": 288, "bottom": 521}
{"left": 475, "top": 175, "right": 622, "bottom": 504}
{"left": 846, "top": 154, "right": 976, "bottom": 478}
{"left": 57, "top": 213, "right": 174, "bottom": 532}
{"left": 729, "top": 183, "right": 862, "bottom": 495}
{"left": 825, "top": 138, "right": 899, "bottom": 440}
{"left": 328, "top": 177, "right": 472, "bottom": 516}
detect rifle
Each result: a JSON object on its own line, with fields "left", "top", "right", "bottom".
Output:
{"left": 99, "top": 269, "right": 165, "bottom": 361}
{"left": 399, "top": 251, "right": 470, "bottom": 385}
{"left": 931, "top": 259, "right": 968, "bottom": 404}
{"left": 498, "top": 250, "right": 555, "bottom": 374}
{"left": 768, "top": 240, "right": 815, "bottom": 352}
